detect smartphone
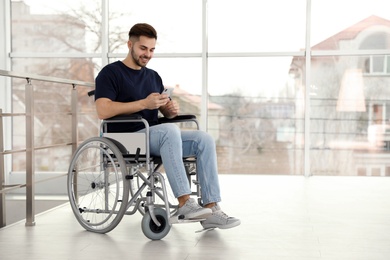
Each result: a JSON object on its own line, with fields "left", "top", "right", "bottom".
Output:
{"left": 162, "top": 88, "right": 174, "bottom": 99}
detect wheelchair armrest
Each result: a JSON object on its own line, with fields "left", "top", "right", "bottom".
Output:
{"left": 158, "top": 115, "right": 199, "bottom": 130}
{"left": 105, "top": 114, "right": 196, "bottom": 123}
{"left": 158, "top": 115, "right": 197, "bottom": 124}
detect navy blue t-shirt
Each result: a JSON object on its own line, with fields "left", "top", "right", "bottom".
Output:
{"left": 95, "top": 61, "right": 164, "bottom": 132}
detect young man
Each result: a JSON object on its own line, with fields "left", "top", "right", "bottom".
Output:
{"left": 95, "top": 23, "right": 240, "bottom": 230}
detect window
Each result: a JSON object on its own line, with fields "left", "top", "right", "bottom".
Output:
{"left": 364, "top": 55, "right": 390, "bottom": 75}
{"left": 5, "top": 0, "right": 390, "bottom": 177}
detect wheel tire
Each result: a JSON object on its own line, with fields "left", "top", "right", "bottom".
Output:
{"left": 141, "top": 207, "right": 171, "bottom": 240}
{"left": 67, "top": 137, "right": 129, "bottom": 233}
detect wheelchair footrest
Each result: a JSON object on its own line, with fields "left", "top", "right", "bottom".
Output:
{"left": 169, "top": 215, "right": 206, "bottom": 225}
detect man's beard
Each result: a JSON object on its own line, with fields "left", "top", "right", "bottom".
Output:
{"left": 131, "top": 49, "right": 150, "bottom": 67}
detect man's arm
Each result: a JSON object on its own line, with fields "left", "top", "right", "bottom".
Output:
{"left": 95, "top": 98, "right": 146, "bottom": 119}
{"left": 96, "top": 93, "right": 170, "bottom": 120}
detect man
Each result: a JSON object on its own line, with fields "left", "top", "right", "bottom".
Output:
{"left": 95, "top": 23, "right": 240, "bottom": 230}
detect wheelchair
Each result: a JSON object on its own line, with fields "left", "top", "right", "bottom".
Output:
{"left": 67, "top": 113, "right": 202, "bottom": 240}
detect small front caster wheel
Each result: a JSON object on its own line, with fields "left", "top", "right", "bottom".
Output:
{"left": 141, "top": 207, "right": 171, "bottom": 240}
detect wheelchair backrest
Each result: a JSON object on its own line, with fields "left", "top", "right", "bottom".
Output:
{"left": 103, "top": 132, "right": 146, "bottom": 155}
{"left": 101, "top": 115, "right": 150, "bottom": 157}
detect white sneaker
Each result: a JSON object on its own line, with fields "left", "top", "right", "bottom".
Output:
{"left": 176, "top": 198, "right": 212, "bottom": 219}
{"left": 201, "top": 205, "right": 241, "bottom": 229}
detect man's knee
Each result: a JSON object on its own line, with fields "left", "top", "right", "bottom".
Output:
{"left": 199, "top": 130, "right": 214, "bottom": 143}
{"left": 155, "top": 123, "right": 181, "bottom": 139}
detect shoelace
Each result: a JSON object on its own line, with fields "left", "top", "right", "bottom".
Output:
{"left": 214, "top": 210, "right": 230, "bottom": 218}
{"left": 187, "top": 200, "right": 201, "bottom": 210}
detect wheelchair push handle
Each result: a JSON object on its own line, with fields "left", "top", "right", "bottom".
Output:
{"left": 88, "top": 90, "right": 95, "bottom": 96}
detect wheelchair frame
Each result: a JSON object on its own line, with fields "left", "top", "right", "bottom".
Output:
{"left": 67, "top": 114, "right": 201, "bottom": 240}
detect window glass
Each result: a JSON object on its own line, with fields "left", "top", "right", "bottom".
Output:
{"left": 208, "top": 0, "right": 306, "bottom": 52}
{"left": 147, "top": 57, "right": 202, "bottom": 120}
{"left": 11, "top": 57, "right": 95, "bottom": 82}
{"left": 362, "top": 55, "right": 390, "bottom": 75}
{"left": 14, "top": 0, "right": 102, "bottom": 53}
{"left": 7, "top": 0, "right": 390, "bottom": 177}
{"left": 311, "top": 0, "right": 390, "bottom": 50}
{"left": 147, "top": 57, "right": 202, "bottom": 95}
{"left": 208, "top": 57, "right": 304, "bottom": 174}
{"left": 372, "top": 56, "right": 385, "bottom": 73}
{"left": 109, "top": 0, "right": 202, "bottom": 53}
{"left": 307, "top": 55, "right": 390, "bottom": 176}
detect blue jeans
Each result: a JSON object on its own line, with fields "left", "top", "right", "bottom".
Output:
{"left": 142, "top": 123, "right": 221, "bottom": 205}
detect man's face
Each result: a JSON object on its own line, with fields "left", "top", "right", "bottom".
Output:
{"left": 129, "top": 36, "right": 156, "bottom": 68}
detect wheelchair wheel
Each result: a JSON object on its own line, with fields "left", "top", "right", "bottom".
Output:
{"left": 141, "top": 207, "right": 171, "bottom": 240}
{"left": 67, "top": 137, "right": 129, "bottom": 234}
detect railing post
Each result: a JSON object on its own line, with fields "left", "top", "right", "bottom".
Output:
{"left": 25, "top": 79, "right": 35, "bottom": 226}
{"left": 0, "top": 108, "right": 6, "bottom": 228}
{"left": 71, "top": 85, "right": 78, "bottom": 154}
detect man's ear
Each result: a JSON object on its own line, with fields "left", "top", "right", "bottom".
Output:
{"left": 127, "top": 40, "right": 132, "bottom": 49}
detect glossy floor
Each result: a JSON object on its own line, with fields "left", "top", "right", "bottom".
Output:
{"left": 1, "top": 174, "right": 390, "bottom": 260}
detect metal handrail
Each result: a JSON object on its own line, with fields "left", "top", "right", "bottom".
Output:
{"left": 0, "top": 69, "right": 94, "bottom": 228}
{"left": 0, "top": 69, "right": 94, "bottom": 87}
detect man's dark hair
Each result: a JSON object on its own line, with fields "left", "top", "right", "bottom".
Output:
{"left": 128, "top": 23, "right": 157, "bottom": 41}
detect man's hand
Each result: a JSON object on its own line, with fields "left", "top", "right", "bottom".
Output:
{"left": 144, "top": 93, "right": 170, "bottom": 109}
{"left": 160, "top": 99, "right": 180, "bottom": 119}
